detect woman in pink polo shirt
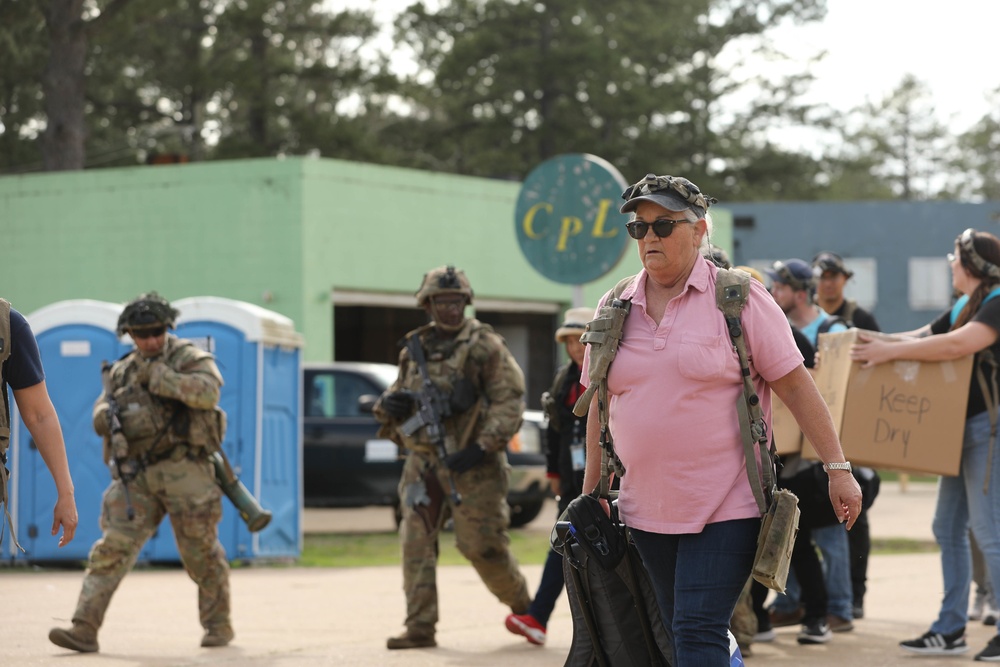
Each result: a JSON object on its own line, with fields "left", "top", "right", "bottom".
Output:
{"left": 580, "top": 173, "right": 862, "bottom": 667}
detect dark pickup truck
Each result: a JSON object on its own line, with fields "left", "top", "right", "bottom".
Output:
{"left": 302, "top": 361, "right": 550, "bottom": 528}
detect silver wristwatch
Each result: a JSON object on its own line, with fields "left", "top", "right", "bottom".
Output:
{"left": 823, "top": 461, "right": 852, "bottom": 473}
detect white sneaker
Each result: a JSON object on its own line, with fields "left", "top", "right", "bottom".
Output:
{"left": 753, "top": 628, "right": 776, "bottom": 642}
{"left": 972, "top": 592, "right": 986, "bottom": 621}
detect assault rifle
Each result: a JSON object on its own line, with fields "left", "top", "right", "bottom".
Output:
{"left": 101, "top": 361, "right": 135, "bottom": 520}
{"left": 399, "top": 334, "right": 461, "bottom": 505}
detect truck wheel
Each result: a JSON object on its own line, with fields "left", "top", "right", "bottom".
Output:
{"left": 508, "top": 499, "right": 544, "bottom": 528}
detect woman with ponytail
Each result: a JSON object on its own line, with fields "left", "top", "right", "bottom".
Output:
{"left": 852, "top": 228, "right": 1000, "bottom": 662}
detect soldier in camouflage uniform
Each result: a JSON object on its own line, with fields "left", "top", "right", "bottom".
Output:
{"left": 375, "top": 266, "right": 532, "bottom": 650}
{"left": 49, "top": 292, "right": 232, "bottom": 653}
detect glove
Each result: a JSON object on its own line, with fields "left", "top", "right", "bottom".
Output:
{"left": 381, "top": 390, "right": 415, "bottom": 420}
{"left": 444, "top": 444, "right": 487, "bottom": 473}
{"left": 133, "top": 360, "right": 154, "bottom": 387}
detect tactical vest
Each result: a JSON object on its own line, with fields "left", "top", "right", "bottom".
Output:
{"left": 110, "top": 337, "right": 225, "bottom": 464}
{"left": 396, "top": 320, "right": 487, "bottom": 454}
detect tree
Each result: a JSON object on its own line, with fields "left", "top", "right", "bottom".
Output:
{"left": 389, "top": 0, "right": 830, "bottom": 189}
{"left": 41, "top": 0, "right": 137, "bottom": 171}
{"left": 0, "top": 0, "right": 49, "bottom": 173}
{"left": 834, "top": 75, "right": 952, "bottom": 200}
{"left": 953, "top": 87, "right": 1000, "bottom": 200}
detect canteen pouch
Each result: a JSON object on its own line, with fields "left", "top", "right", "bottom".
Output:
{"left": 752, "top": 488, "right": 800, "bottom": 593}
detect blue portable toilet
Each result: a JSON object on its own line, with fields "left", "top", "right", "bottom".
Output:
{"left": 7, "top": 300, "right": 132, "bottom": 561}
{"left": 165, "top": 296, "right": 303, "bottom": 561}
{"left": 9, "top": 297, "right": 303, "bottom": 563}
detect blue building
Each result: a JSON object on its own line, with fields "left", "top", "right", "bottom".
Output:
{"left": 727, "top": 201, "right": 1000, "bottom": 332}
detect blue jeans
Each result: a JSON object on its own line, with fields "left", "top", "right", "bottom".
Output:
{"left": 526, "top": 547, "right": 565, "bottom": 626}
{"left": 631, "top": 518, "right": 758, "bottom": 667}
{"left": 771, "top": 524, "right": 853, "bottom": 619}
{"left": 931, "top": 412, "right": 1000, "bottom": 635}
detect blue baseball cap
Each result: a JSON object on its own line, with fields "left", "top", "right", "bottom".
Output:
{"left": 765, "top": 259, "right": 815, "bottom": 292}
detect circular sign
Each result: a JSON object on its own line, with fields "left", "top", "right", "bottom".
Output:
{"left": 515, "top": 154, "right": 630, "bottom": 285}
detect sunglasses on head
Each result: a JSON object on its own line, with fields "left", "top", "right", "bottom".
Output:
{"left": 625, "top": 218, "right": 690, "bottom": 240}
{"left": 130, "top": 326, "right": 166, "bottom": 339}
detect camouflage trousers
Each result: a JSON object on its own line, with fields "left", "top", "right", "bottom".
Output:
{"left": 397, "top": 450, "right": 531, "bottom": 634}
{"left": 72, "top": 456, "right": 231, "bottom": 633}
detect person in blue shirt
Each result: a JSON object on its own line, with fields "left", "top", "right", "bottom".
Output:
{"left": 0, "top": 300, "right": 77, "bottom": 550}
{"left": 766, "top": 258, "right": 848, "bottom": 346}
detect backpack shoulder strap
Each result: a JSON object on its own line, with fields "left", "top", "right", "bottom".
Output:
{"left": 817, "top": 315, "right": 847, "bottom": 335}
{"left": 715, "top": 268, "right": 775, "bottom": 513}
{"left": 574, "top": 275, "right": 636, "bottom": 497}
{"left": 842, "top": 300, "right": 858, "bottom": 327}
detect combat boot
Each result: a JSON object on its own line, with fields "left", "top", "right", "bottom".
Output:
{"left": 201, "top": 625, "right": 235, "bottom": 647}
{"left": 49, "top": 621, "right": 99, "bottom": 653}
{"left": 386, "top": 628, "right": 436, "bottom": 649}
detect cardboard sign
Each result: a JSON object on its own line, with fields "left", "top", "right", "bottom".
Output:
{"left": 803, "top": 329, "right": 972, "bottom": 476}
{"left": 771, "top": 393, "right": 803, "bottom": 455}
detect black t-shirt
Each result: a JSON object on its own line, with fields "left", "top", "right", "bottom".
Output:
{"left": 3, "top": 308, "right": 45, "bottom": 390}
{"left": 830, "top": 300, "right": 880, "bottom": 332}
{"left": 929, "top": 297, "right": 1000, "bottom": 419}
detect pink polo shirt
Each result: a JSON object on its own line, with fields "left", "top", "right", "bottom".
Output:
{"left": 582, "top": 258, "right": 802, "bottom": 534}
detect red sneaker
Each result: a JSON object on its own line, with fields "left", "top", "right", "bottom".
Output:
{"left": 505, "top": 613, "right": 546, "bottom": 645}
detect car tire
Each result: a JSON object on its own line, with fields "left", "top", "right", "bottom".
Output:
{"left": 508, "top": 499, "right": 545, "bottom": 528}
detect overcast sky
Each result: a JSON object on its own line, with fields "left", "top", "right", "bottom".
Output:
{"left": 757, "top": 0, "right": 1000, "bottom": 131}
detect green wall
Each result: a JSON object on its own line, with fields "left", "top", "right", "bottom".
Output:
{"left": 2, "top": 157, "right": 732, "bottom": 361}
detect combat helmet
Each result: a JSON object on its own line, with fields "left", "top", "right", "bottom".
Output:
{"left": 116, "top": 291, "right": 179, "bottom": 335}
{"left": 415, "top": 266, "right": 474, "bottom": 307}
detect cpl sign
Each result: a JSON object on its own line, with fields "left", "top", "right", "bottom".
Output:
{"left": 515, "top": 154, "right": 630, "bottom": 285}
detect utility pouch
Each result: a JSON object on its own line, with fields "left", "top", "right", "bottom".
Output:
{"left": 752, "top": 488, "right": 800, "bottom": 593}
{"left": 115, "top": 384, "right": 165, "bottom": 443}
{"left": 573, "top": 298, "right": 632, "bottom": 417}
{"left": 563, "top": 492, "right": 628, "bottom": 571}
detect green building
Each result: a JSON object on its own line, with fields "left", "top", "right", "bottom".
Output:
{"left": 2, "top": 156, "right": 732, "bottom": 405}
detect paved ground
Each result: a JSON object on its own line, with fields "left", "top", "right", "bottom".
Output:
{"left": 5, "top": 480, "right": 992, "bottom": 666}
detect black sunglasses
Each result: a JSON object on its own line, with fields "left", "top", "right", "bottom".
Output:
{"left": 625, "top": 218, "right": 690, "bottom": 240}
{"left": 130, "top": 326, "right": 166, "bottom": 339}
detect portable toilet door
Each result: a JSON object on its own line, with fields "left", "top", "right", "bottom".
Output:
{"left": 10, "top": 300, "right": 133, "bottom": 562}
{"left": 171, "top": 296, "right": 303, "bottom": 561}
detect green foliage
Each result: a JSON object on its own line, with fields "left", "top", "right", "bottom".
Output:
{"left": 1, "top": 0, "right": 996, "bottom": 201}
{"left": 0, "top": 0, "right": 48, "bottom": 172}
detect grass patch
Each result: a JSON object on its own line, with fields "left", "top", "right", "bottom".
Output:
{"left": 871, "top": 537, "right": 939, "bottom": 555}
{"left": 300, "top": 529, "right": 555, "bottom": 568}
{"left": 300, "top": 531, "right": 940, "bottom": 567}
{"left": 874, "top": 470, "right": 938, "bottom": 484}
